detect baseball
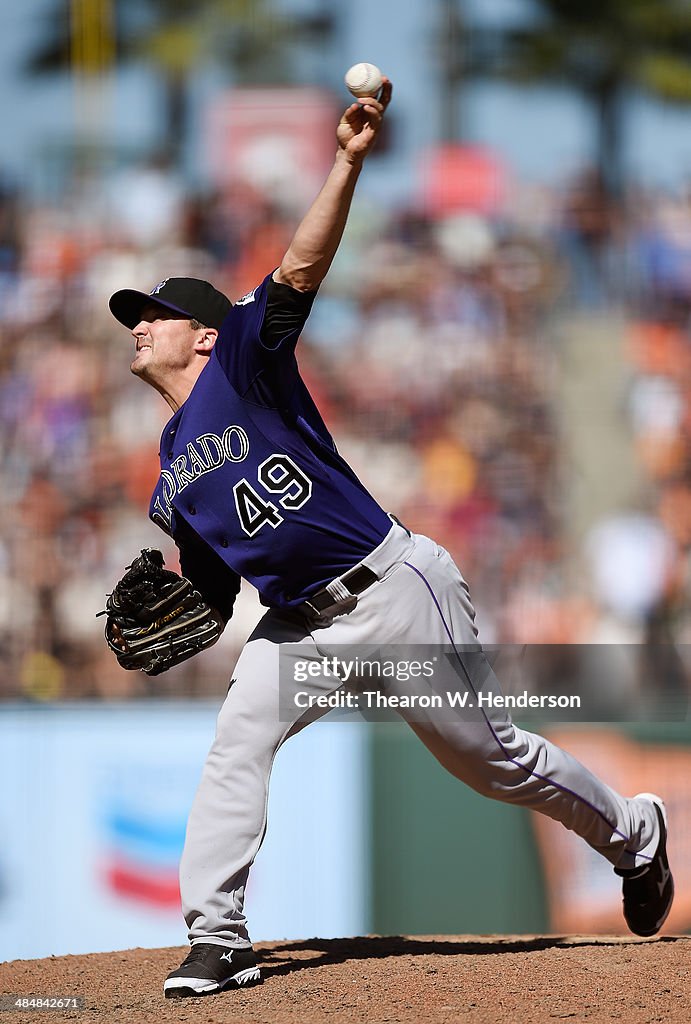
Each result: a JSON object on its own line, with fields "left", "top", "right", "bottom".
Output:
{"left": 345, "top": 62, "right": 383, "bottom": 98}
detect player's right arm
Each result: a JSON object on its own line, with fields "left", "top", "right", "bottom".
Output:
{"left": 214, "top": 81, "right": 392, "bottom": 396}
{"left": 273, "top": 78, "right": 392, "bottom": 294}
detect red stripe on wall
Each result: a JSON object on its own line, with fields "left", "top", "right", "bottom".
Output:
{"left": 105, "top": 863, "right": 180, "bottom": 907}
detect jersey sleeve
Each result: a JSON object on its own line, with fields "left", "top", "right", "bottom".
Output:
{"left": 174, "top": 515, "right": 241, "bottom": 625}
{"left": 213, "top": 271, "right": 317, "bottom": 404}
{"left": 260, "top": 278, "right": 318, "bottom": 350}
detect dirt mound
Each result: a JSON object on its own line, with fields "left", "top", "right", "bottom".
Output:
{"left": 1, "top": 935, "right": 688, "bottom": 1024}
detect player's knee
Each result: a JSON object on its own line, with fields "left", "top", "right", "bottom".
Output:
{"left": 448, "top": 752, "right": 530, "bottom": 801}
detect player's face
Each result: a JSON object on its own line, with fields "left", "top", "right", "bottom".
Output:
{"left": 130, "top": 305, "right": 198, "bottom": 383}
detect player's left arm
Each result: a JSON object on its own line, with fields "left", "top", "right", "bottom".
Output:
{"left": 175, "top": 515, "right": 241, "bottom": 629}
{"left": 273, "top": 78, "right": 392, "bottom": 294}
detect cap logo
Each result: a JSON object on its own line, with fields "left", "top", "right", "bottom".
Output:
{"left": 150, "top": 279, "right": 169, "bottom": 295}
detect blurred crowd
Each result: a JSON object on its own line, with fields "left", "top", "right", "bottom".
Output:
{"left": 0, "top": 156, "right": 689, "bottom": 701}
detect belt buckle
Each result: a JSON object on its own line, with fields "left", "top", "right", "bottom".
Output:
{"left": 304, "top": 593, "right": 358, "bottom": 622}
{"left": 333, "top": 594, "right": 358, "bottom": 616}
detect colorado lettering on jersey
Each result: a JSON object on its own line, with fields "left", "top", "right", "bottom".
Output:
{"left": 151, "top": 426, "right": 250, "bottom": 528}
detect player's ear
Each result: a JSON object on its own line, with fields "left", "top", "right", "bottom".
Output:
{"left": 196, "top": 329, "right": 218, "bottom": 353}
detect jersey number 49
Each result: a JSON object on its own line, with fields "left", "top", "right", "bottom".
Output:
{"left": 233, "top": 454, "right": 312, "bottom": 536}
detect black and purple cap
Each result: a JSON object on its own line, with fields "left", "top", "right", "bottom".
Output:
{"left": 109, "top": 277, "right": 233, "bottom": 331}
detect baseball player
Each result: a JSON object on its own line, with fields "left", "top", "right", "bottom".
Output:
{"left": 107, "top": 79, "right": 674, "bottom": 999}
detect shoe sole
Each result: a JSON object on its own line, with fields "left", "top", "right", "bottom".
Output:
{"left": 635, "top": 792, "right": 667, "bottom": 831}
{"left": 164, "top": 966, "right": 262, "bottom": 999}
{"left": 629, "top": 792, "right": 674, "bottom": 937}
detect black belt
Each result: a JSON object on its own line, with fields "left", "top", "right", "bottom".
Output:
{"left": 303, "top": 564, "right": 378, "bottom": 616}
{"left": 302, "top": 514, "right": 411, "bottom": 616}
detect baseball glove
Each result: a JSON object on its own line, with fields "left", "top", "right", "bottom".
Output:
{"left": 100, "top": 548, "right": 222, "bottom": 676}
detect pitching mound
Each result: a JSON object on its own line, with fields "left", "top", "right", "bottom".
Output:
{"left": 1, "top": 935, "right": 689, "bottom": 1024}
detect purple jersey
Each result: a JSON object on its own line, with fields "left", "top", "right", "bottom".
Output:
{"left": 149, "top": 272, "right": 391, "bottom": 609}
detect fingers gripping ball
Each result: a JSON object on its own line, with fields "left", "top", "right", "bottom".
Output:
{"left": 100, "top": 549, "right": 222, "bottom": 676}
{"left": 345, "top": 62, "right": 383, "bottom": 98}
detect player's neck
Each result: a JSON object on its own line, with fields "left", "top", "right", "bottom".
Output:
{"left": 145, "top": 362, "right": 208, "bottom": 413}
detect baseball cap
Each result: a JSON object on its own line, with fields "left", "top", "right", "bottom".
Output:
{"left": 109, "top": 277, "right": 233, "bottom": 331}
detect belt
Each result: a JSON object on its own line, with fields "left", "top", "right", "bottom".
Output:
{"left": 303, "top": 564, "right": 378, "bottom": 616}
{"left": 301, "top": 514, "right": 411, "bottom": 617}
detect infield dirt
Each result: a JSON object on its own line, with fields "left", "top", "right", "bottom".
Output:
{"left": 1, "top": 934, "right": 689, "bottom": 1024}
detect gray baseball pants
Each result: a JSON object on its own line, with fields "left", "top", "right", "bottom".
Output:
{"left": 180, "top": 521, "right": 660, "bottom": 947}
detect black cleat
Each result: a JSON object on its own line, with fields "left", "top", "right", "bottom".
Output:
{"left": 616, "top": 793, "right": 674, "bottom": 937}
{"left": 164, "top": 943, "right": 262, "bottom": 998}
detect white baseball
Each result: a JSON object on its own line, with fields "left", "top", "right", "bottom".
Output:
{"left": 345, "top": 62, "right": 383, "bottom": 98}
